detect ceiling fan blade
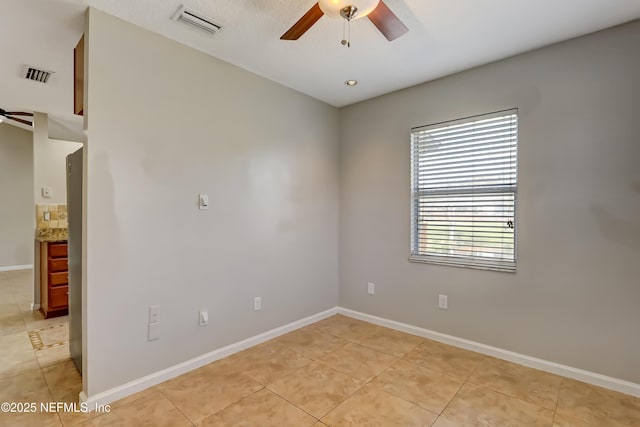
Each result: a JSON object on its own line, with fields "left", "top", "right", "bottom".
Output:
{"left": 7, "top": 116, "right": 33, "bottom": 126}
{"left": 6, "top": 111, "right": 33, "bottom": 116}
{"left": 368, "top": 0, "right": 408, "bottom": 41}
{"left": 281, "top": 3, "right": 324, "bottom": 40}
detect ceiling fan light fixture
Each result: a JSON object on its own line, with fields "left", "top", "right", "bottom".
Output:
{"left": 318, "top": 0, "right": 380, "bottom": 20}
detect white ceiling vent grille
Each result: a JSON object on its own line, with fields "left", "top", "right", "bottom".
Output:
{"left": 172, "top": 5, "right": 221, "bottom": 35}
{"left": 24, "top": 66, "right": 54, "bottom": 83}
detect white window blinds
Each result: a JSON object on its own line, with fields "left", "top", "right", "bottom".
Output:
{"left": 410, "top": 109, "right": 518, "bottom": 272}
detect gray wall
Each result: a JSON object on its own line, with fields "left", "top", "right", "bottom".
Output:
{"left": 0, "top": 124, "right": 34, "bottom": 267}
{"left": 85, "top": 9, "right": 339, "bottom": 396}
{"left": 338, "top": 20, "right": 640, "bottom": 383}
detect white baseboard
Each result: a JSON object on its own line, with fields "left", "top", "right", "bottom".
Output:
{"left": 337, "top": 307, "right": 640, "bottom": 398}
{"left": 30, "top": 303, "right": 40, "bottom": 311}
{"left": 80, "top": 307, "right": 338, "bottom": 408}
{"left": 79, "top": 304, "right": 639, "bottom": 408}
{"left": 0, "top": 264, "right": 33, "bottom": 272}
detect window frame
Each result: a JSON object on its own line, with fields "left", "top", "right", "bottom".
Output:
{"left": 409, "top": 109, "right": 519, "bottom": 273}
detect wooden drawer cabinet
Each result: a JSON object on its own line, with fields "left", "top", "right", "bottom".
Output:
{"left": 40, "top": 241, "right": 69, "bottom": 318}
{"left": 49, "top": 243, "right": 68, "bottom": 258}
{"left": 49, "top": 286, "right": 69, "bottom": 310}
{"left": 49, "top": 271, "right": 69, "bottom": 286}
{"left": 49, "top": 258, "right": 68, "bottom": 272}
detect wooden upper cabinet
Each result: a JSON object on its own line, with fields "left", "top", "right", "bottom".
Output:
{"left": 74, "top": 34, "right": 84, "bottom": 116}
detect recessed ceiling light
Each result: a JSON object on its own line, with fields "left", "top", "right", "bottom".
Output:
{"left": 345, "top": 79, "right": 358, "bottom": 86}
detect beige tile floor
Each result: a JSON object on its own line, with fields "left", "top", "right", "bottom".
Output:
{"left": 2, "top": 270, "right": 640, "bottom": 426}
{"left": 0, "top": 269, "right": 79, "bottom": 427}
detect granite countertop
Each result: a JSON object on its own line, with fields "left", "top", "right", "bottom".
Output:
{"left": 36, "top": 228, "right": 68, "bottom": 242}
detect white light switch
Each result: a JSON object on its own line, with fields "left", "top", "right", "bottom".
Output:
{"left": 199, "top": 193, "right": 209, "bottom": 210}
{"left": 148, "top": 322, "right": 160, "bottom": 341}
{"left": 42, "top": 187, "right": 52, "bottom": 198}
{"left": 199, "top": 309, "right": 208, "bottom": 326}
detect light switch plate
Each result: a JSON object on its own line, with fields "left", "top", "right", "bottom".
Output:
{"left": 148, "top": 322, "right": 160, "bottom": 341}
{"left": 42, "top": 187, "right": 52, "bottom": 198}
{"left": 254, "top": 297, "right": 261, "bottom": 311}
{"left": 199, "top": 193, "right": 209, "bottom": 210}
{"left": 438, "top": 294, "right": 448, "bottom": 310}
{"left": 148, "top": 305, "right": 160, "bottom": 323}
{"left": 199, "top": 309, "right": 208, "bottom": 326}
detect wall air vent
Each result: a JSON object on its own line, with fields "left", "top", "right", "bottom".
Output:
{"left": 172, "top": 5, "right": 222, "bottom": 35}
{"left": 24, "top": 66, "right": 54, "bottom": 83}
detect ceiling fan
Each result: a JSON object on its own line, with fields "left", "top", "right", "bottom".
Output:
{"left": 281, "top": 0, "right": 408, "bottom": 44}
{"left": 0, "top": 108, "right": 33, "bottom": 126}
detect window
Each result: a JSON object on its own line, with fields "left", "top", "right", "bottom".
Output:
{"left": 410, "top": 109, "right": 518, "bottom": 272}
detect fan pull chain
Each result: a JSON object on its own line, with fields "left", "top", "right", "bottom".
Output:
{"left": 341, "top": 19, "right": 351, "bottom": 47}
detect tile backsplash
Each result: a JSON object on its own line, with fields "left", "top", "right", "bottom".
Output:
{"left": 36, "top": 204, "right": 68, "bottom": 229}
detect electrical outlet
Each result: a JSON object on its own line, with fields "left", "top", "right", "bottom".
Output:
{"left": 148, "top": 322, "right": 160, "bottom": 341}
{"left": 438, "top": 294, "right": 448, "bottom": 310}
{"left": 367, "top": 282, "right": 375, "bottom": 295}
{"left": 254, "top": 297, "right": 261, "bottom": 311}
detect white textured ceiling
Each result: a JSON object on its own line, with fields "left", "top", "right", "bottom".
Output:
{"left": 1, "top": 0, "right": 640, "bottom": 135}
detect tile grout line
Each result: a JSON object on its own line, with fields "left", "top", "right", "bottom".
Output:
{"left": 466, "top": 377, "right": 561, "bottom": 417}
{"left": 269, "top": 320, "right": 414, "bottom": 422}
{"left": 550, "top": 378, "right": 564, "bottom": 426}
{"left": 263, "top": 334, "right": 366, "bottom": 421}
{"left": 347, "top": 356, "right": 440, "bottom": 420}
{"left": 305, "top": 316, "right": 463, "bottom": 419}
{"left": 372, "top": 329, "right": 480, "bottom": 419}
{"left": 465, "top": 377, "right": 559, "bottom": 412}
{"left": 157, "top": 387, "right": 208, "bottom": 426}
{"left": 38, "top": 362, "right": 66, "bottom": 427}
{"left": 327, "top": 315, "right": 569, "bottom": 422}
{"left": 315, "top": 362, "right": 397, "bottom": 423}
{"left": 265, "top": 386, "right": 321, "bottom": 422}
{"left": 156, "top": 386, "right": 197, "bottom": 425}
{"left": 158, "top": 378, "right": 268, "bottom": 425}
{"left": 398, "top": 341, "right": 480, "bottom": 383}
{"left": 438, "top": 377, "right": 468, "bottom": 422}
{"left": 465, "top": 357, "right": 563, "bottom": 414}
{"left": 317, "top": 317, "right": 484, "bottom": 382}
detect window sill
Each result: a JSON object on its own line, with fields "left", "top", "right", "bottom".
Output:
{"left": 408, "top": 254, "right": 516, "bottom": 273}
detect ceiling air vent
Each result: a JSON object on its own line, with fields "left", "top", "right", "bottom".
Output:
{"left": 24, "top": 66, "right": 54, "bottom": 83}
{"left": 172, "top": 5, "right": 222, "bottom": 35}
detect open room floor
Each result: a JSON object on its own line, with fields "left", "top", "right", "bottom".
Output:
{"left": 6, "top": 308, "right": 637, "bottom": 426}
{"left": 2, "top": 271, "right": 638, "bottom": 425}
{"left": 0, "top": 269, "right": 81, "bottom": 426}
